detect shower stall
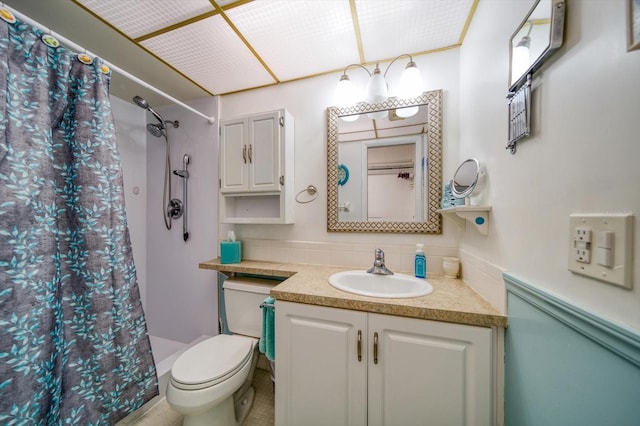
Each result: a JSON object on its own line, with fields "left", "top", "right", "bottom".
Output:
{"left": 112, "top": 96, "right": 219, "bottom": 404}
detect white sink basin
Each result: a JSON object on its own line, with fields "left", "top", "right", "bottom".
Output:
{"left": 328, "top": 270, "right": 434, "bottom": 298}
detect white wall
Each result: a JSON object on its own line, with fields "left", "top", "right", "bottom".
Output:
{"left": 111, "top": 96, "right": 148, "bottom": 310}
{"left": 146, "top": 98, "right": 220, "bottom": 343}
{"left": 459, "top": 0, "right": 640, "bottom": 331}
{"left": 219, "top": 49, "right": 462, "bottom": 250}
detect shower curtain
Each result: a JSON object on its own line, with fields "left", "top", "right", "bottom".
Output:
{"left": 0, "top": 16, "right": 157, "bottom": 425}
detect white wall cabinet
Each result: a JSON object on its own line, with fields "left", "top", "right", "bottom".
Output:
{"left": 219, "top": 109, "right": 294, "bottom": 224}
{"left": 275, "top": 301, "right": 495, "bottom": 426}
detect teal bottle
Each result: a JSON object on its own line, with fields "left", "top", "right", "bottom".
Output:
{"left": 414, "top": 244, "right": 426, "bottom": 278}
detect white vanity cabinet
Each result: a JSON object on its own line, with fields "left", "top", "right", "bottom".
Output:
{"left": 275, "top": 301, "right": 495, "bottom": 426}
{"left": 219, "top": 109, "right": 294, "bottom": 224}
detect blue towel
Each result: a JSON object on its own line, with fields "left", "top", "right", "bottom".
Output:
{"left": 259, "top": 296, "right": 275, "bottom": 361}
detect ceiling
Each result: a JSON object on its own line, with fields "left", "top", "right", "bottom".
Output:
{"left": 4, "top": 0, "right": 478, "bottom": 104}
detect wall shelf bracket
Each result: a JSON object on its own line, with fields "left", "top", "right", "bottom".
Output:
{"left": 437, "top": 206, "right": 492, "bottom": 235}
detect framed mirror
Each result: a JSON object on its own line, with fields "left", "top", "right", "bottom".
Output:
{"left": 327, "top": 90, "right": 442, "bottom": 233}
{"left": 508, "top": 0, "right": 566, "bottom": 92}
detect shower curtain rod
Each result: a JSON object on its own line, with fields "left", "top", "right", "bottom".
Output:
{"left": 4, "top": 5, "right": 216, "bottom": 125}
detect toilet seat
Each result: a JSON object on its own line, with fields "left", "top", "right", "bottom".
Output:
{"left": 170, "top": 334, "right": 254, "bottom": 391}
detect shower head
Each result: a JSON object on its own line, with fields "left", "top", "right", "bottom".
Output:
{"left": 133, "top": 95, "right": 166, "bottom": 125}
{"left": 146, "top": 122, "right": 165, "bottom": 138}
{"left": 133, "top": 95, "right": 148, "bottom": 109}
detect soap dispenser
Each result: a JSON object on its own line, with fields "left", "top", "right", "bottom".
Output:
{"left": 414, "top": 244, "right": 426, "bottom": 278}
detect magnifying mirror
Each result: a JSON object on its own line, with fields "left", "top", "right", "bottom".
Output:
{"left": 450, "top": 158, "right": 482, "bottom": 199}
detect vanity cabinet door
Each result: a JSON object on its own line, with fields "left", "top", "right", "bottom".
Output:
{"left": 275, "top": 303, "right": 495, "bottom": 426}
{"left": 275, "top": 301, "right": 367, "bottom": 426}
{"left": 367, "top": 313, "right": 494, "bottom": 426}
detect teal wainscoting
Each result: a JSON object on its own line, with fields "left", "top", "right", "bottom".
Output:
{"left": 504, "top": 273, "right": 640, "bottom": 426}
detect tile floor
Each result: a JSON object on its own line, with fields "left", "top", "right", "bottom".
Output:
{"left": 121, "top": 367, "right": 274, "bottom": 426}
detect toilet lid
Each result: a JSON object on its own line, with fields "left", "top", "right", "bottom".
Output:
{"left": 170, "top": 334, "right": 253, "bottom": 390}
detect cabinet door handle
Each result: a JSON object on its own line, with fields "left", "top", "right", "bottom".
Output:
{"left": 357, "top": 330, "right": 362, "bottom": 362}
{"left": 373, "top": 331, "right": 379, "bottom": 365}
{"left": 242, "top": 145, "right": 247, "bottom": 163}
{"left": 248, "top": 144, "right": 253, "bottom": 163}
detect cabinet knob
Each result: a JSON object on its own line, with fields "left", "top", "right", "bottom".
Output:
{"left": 248, "top": 144, "right": 253, "bottom": 163}
{"left": 357, "top": 329, "right": 362, "bottom": 362}
{"left": 242, "top": 145, "right": 247, "bottom": 163}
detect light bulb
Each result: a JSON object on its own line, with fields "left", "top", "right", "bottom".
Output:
{"left": 367, "top": 109, "right": 388, "bottom": 120}
{"left": 397, "top": 62, "right": 423, "bottom": 100}
{"left": 395, "top": 106, "right": 418, "bottom": 118}
{"left": 341, "top": 114, "right": 359, "bottom": 122}
{"left": 334, "top": 74, "right": 357, "bottom": 107}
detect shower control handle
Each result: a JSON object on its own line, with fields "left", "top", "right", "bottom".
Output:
{"left": 167, "top": 199, "right": 183, "bottom": 220}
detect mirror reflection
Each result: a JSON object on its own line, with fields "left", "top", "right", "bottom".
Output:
{"left": 327, "top": 90, "right": 443, "bottom": 234}
{"left": 509, "top": 0, "right": 565, "bottom": 90}
{"left": 338, "top": 137, "right": 425, "bottom": 222}
{"left": 367, "top": 143, "right": 421, "bottom": 221}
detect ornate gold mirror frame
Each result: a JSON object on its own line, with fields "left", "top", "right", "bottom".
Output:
{"left": 327, "top": 90, "right": 443, "bottom": 233}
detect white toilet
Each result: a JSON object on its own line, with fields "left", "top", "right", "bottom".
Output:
{"left": 166, "top": 277, "right": 274, "bottom": 426}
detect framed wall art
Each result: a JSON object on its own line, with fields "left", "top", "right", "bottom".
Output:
{"left": 628, "top": 0, "right": 640, "bottom": 51}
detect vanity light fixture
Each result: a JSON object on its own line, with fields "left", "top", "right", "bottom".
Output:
{"left": 334, "top": 54, "right": 424, "bottom": 120}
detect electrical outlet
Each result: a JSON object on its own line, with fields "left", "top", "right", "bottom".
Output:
{"left": 574, "top": 241, "right": 590, "bottom": 263}
{"left": 575, "top": 227, "right": 592, "bottom": 243}
{"left": 568, "top": 214, "right": 634, "bottom": 289}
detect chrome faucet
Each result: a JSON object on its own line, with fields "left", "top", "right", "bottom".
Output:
{"left": 367, "top": 249, "right": 394, "bottom": 275}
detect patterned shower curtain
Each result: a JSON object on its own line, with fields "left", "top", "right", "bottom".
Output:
{"left": 0, "top": 15, "right": 157, "bottom": 425}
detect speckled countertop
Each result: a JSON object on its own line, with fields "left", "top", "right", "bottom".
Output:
{"left": 199, "top": 259, "right": 507, "bottom": 328}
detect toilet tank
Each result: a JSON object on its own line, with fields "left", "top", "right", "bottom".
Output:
{"left": 223, "top": 276, "right": 277, "bottom": 338}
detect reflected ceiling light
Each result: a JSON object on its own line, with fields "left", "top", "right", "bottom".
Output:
{"left": 334, "top": 54, "right": 424, "bottom": 120}
{"left": 512, "top": 21, "right": 533, "bottom": 83}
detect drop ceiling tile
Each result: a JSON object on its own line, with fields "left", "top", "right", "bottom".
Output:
{"left": 141, "top": 15, "right": 275, "bottom": 94}
{"left": 226, "top": 0, "right": 360, "bottom": 81}
{"left": 76, "top": 0, "right": 214, "bottom": 39}
{"left": 355, "top": 0, "right": 474, "bottom": 62}
{"left": 216, "top": 0, "right": 238, "bottom": 7}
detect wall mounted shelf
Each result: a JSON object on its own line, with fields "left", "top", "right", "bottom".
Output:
{"left": 436, "top": 206, "right": 492, "bottom": 235}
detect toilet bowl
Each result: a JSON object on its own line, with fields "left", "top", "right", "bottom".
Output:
{"left": 166, "top": 334, "right": 257, "bottom": 426}
{"left": 165, "top": 277, "right": 274, "bottom": 426}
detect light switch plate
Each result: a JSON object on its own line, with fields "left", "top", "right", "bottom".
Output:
{"left": 568, "top": 213, "right": 634, "bottom": 289}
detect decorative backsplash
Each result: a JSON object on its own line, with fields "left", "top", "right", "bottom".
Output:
{"left": 234, "top": 238, "right": 458, "bottom": 277}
